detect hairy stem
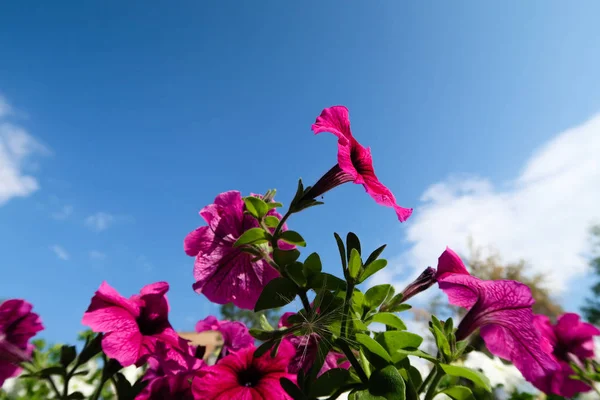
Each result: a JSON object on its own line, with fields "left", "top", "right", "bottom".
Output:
{"left": 338, "top": 341, "right": 368, "bottom": 383}
{"left": 423, "top": 366, "right": 443, "bottom": 400}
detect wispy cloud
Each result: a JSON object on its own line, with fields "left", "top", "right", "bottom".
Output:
{"left": 377, "top": 112, "right": 600, "bottom": 294}
{"left": 85, "top": 212, "right": 115, "bottom": 232}
{"left": 50, "top": 245, "right": 70, "bottom": 261}
{"left": 0, "top": 95, "right": 13, "bottom": 118}
{"left": 0, "top": 94, "right": 49, "bottom": 206}
{"left": 51, "top": 205, "right": 73, "bottom": 220}
{"left": 89, "top": 250, "right": 107, "bottom": 260}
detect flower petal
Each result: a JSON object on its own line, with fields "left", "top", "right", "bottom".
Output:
{"left": 194, "top": 247, "right": 279, "bottom": 310}
{"left": 311, "top": 106, "right": 352, "bottom": 145}
{"left": 555, "top": 313, "right": 600, "bottom": 360}
{"left": 184, "top": 226, "right": 214, "bottom": 256}
{"left": 102, "top": 329, "right": 143, "bottom": 366}
{"left": 436, "top": 247, "right": 470, "bottom": 279}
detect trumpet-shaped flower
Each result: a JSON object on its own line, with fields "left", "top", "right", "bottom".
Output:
{"left": 184, "top": 191, "right": 287, "bottom": 309}
{"left": 435, "top": 248, "right": 559, "bottom": 391}
{"left": 0, "top": 299, "right": 44, "bottom": 386}
{"left": 192, "top": 340, "right": 296, "bottom": 399}
{"left": 308, "top": 106, "right": 412, "bottom": 222}
{"left": 533, "top": 313, "right": 600, "bottom": 397}
{"left": 195, "top": 316, "right": 253, "bottom": 356}
{"left": 82, "top": 281, "right": 184, "bottom": 367}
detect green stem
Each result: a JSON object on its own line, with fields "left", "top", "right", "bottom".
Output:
{"left": 417, "top": 366, "right": 436, "bottom": 394}
{"left": 46, "top": 377, "right": 63, "bottom": 400}
{"left": 339, "top": 341, "right": 368, "bottom": 383}
{"left": 340, "top": 283, "right": 354, "bottom": 339}
{"left": 91, "top": 375, "right": 109, "bottom": 400}
{"left": 423, "top": 366, "right": 444, "bottom": 400}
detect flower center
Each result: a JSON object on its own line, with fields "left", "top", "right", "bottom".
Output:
{"left": 237, "top": 365, "right": 262, "bottom": 387}
{"left": 136, "top": 315, "right": 166, "bottom": 336}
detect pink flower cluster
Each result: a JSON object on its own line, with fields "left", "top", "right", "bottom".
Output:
{"left": 435, "top": 247, "right": 600, "bottom": 397}
{"left": 80, "top": 281, "right": 318, "bottom": 399}
{"left": 0, "top": 299, "right": 44, "bottom": 386}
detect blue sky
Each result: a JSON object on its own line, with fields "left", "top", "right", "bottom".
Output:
{"left": 1, "top": 2, "right": 600, "bottom": 344}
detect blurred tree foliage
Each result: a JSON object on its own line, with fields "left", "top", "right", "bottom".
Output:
{"left": 220, "top": 303, "right": 281, "bottom": 330}
{"left": 582, "top": 225, "right": 600, "bottom": 325}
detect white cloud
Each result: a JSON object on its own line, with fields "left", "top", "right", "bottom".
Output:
{"left": 50, "top": 245, "right": 70, "bottom": 261}
{"left": 89, "top": 250, "right": 107, "bottom": 260}
{"left": 392, "top": 112, "right": 600, "bottom": 293}
{"left": 85, "top": 212, "right": 115, "bottom": 232}
{"left": 0, "top": 95, "right": 12, "bottom": 118}
{"left": 51, "top": 205, "right": 73, "bottom": 220}
{"left": 0, "top": 95, "right": 49, "bottom": 206}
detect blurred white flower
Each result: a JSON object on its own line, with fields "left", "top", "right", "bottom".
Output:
{"left": 121, "top": 364, "right": 145, "bottom": 384}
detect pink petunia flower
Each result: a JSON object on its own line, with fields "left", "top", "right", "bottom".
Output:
{"left": 136, "top": 372, "right": 195, "bottom": 400}
{"left": 184, "top": 191, "right": 288, "bottom": 310}
{"left": 278, "top": 312, "right": 350, "bottom": 375}
{"left": 82, "top": 281, "right": 185, "bottom": 367}
{"left": 0, "top": 299, "right": 44, "bottom": 386}
{"left": 195, "top": 316, "right": 253, "bottom": 356}
{"left": 435, "top": 248, "right": 559, "bottom": 391}
{"left": 192, "top": 340, "right": 296, "bottom": 399}
{"left": 308, "top": 106, "right": 412, "bottom": 222}
{"left": 533, "top": 313, "right": 600, "bottom": 397}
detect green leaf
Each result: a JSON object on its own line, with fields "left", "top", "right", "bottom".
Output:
{"left": 234, "top": 227, "right": 269, "bottom": 247}
{"left": 387, "top": 303, "right": 412, "bottom": 313}
{"left": 430, "top": 323, "right": 451, "bottom": 360}
{"left": 346, "top": 232, "right": 361, "bottom": 259}
{"left": 407, "top": 365, "right": 423, "bottom": 391}
{"left": 280, "top": 377, "right": 307, "bottom": 400}
{"left": 393, "top": 348, "right": 438, "bottom": 363}
{"left": 286, "top": 262, "right": 307, "bottom": 287}
{"left": 279, "top": 230, "right": 306, "bottom": 247}
{"left": 365, "top": 285, "right": 394, "bottom": 309}
{"left": 440, "top": 364, "right": 492, "bottom": 392}
{"left": 59, "top": 345, "right": 77, "bottom": 368}
{"left": 267, "top": 201, "right": 283, "bottom": 210}
{"left": 351, "top": 390, "right": 386, "bottom": 400}
{"left": 273, "top": 248, "right": 301, "bottom": 267}
{"left": 348, "top": 248, "right": 362, "bottom": 280}
{"left": 249, "top": 328, "right": 275, "bottom": 341}
{"left": 254, "top": 277, "right": 299, "bottom": 311}
{"left": 444, "top": 317, "right": 454, "bottom": 335}
{"left": 367, "top": 313, "right": 407, "bottom": 331}
{"left": 310, "top": 368, "right": 350, "bottom": 397}
{"left": 264, "top": 215, "right": 280, "bottom": 228}
{"left": 303, "top": 252, "right": 322, "bottom": 277}
{"left": 358, "top": 259, "right": 388, "bottom": 283}
{"left": 365, "top": 244, "right": 387, "bottom": 267}
{"left": 259, "top": 314, "right": 274, "bottom": 331}
{"left": 307, "top": 272, "right": 347, "bottom": 292}
{"left": 356, "top": 333, "right": 392, "bottom": 367}
{"left": 375, "top": 331, "right": 423, "bottom": 363}
{"left": 37, "top": 366, "right": 65, "bottom": 378}
{"left": 78, "top": 334, "right": 103, "bottom": 364}
{"left": 367, "top": 365, "right": 406, "bottom": 400}
{"left": 254, "top": 340, "right": 277, "bottom": 357}
{"left": 440, "top": 386, "right": 476, "bottom": 400}
{"left": 244, "top": 197, "right": 269, "bottom": 219}
{"left": 334, "top": 232, "right": 347, "bottom": 271}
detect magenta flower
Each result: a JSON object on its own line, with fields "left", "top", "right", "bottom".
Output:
{"left": 144, "top": 340, "right": 205, "bottom": 380}
{"left": 0, "top": 299, "right": 44, "bottom": 386}
{"left": 533, "top": 313, "right": 600, "bottom": 397}
{"left": 308, "top": 106, "right": 412, "bottom": 222}
{"left": 184, "top": 190, "right": 287, "bottom": 309}
{"left": 435, "top": 248, "right": 559, "bottom": 390}
{"left": 82, "top": 281, "right": 185, "bottom": 367}
{"left": 195, "top": 316, "right": 253, "bottom": 356}
{"left": 192, "top": 340, "right": 296, "bottom": 399}
{"left": 136, "top": 373, "right": 195, "bottom": 400}
{"left": 278, "top": 313, "right": 350, "bottom": 375}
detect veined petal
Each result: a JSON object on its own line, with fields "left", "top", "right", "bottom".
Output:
{"left": 311, "top": 106, "right": 352, "bottom": 145}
